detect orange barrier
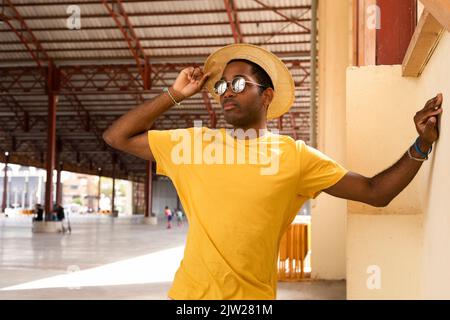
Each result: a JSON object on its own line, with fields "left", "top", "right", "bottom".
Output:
{"left": 278, "top": 223, "right": 310, "bottom": 281}
{"left": 20, "top": 209, "right": 34, "bottom": 215}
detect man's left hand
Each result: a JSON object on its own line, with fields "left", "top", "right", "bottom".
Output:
{"left": 414, "top": 93, "right": 443, "bottom": 147}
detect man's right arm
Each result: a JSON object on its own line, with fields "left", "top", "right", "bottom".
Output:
{"left": 102, "top": 92, "right": 181, "bottom": 161}
{"left": 102, "top": 67, "right": 210, "bottom": 161}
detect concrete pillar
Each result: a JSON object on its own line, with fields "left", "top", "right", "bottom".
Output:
{"left": 312, "top": 0, "right": 352, "bottom": 279}
{"left": 44, "top": 65, "right": 59, "bottom": 220}
{"left": 144, "top": 161, "right": 153, "bottom": 218}
{"left": 2, "top": 152, "right": 9, "bottom": 213}
{"left": 97, "top": 168, "right": 102, "bottom": 212}
{"left": 135, "top": 181, "right": 139, "bottom": 215}
{"left": 111, "top": 155, "right": 116, "bottom": 216}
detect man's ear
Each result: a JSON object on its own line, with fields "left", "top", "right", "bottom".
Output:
{"left": 262, "top": 87, "right": 274, "bottom": 108}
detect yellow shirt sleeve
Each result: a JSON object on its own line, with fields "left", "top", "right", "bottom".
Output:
{"left": 296, "top": 140, "right": 349, "bottom": 199}
{"left": 148, "top": 128, "right": 191, "bottom": 178}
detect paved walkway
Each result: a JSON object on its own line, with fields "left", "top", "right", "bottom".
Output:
{"left": 0, "top": 214, "right": 345, "bottom": 300}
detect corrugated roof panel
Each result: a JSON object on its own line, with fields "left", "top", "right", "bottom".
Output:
{"left": 24, "top": 17, "right": 118, "bottom": 30}
{"left": 31, "top": 29, "right": 124, "bottom": 41}
{"left": 238, "top": 10, "right": 311, "bottom": 23}
{"left": 0, "top": 32, "right": 24, "bottom": 43}
{"left": 134, "top": 23, "right": 232, "bottom": 39}
{"left": 142, "top": 37, "right": 235, "bottom": 47}
{"left": 43, "top": 42, "right": 128, "bottom": 50}
{"left": 123, "top": 0, "right": 225, "bottom": 14}
{"left": 241, "top": 22, "right": 310, "bottom": 36}
{"left": 149, "top": 46, "right": 220, "bottom": 57}
{"left": 238, "top": 0, "right": 311, "bottom": 9}
{"left": 0, "top": 52, "right": 33, "bottom": 61}
{"left": 49, "top": 50, "right": 132, "bottom": 59}
{"left": 145, "top": 13, "right": 230, "bottom": 25}
{"left": 15, "top": 3, "right": 107, "bottom": 17}
{"left": 245, "top": 34, "right": 310, "bottom": 44}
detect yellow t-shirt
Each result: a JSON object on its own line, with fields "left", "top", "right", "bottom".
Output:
{"left": 148, "top": 127, "right": 348, "bottom": 300}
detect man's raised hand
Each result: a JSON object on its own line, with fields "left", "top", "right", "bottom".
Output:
{"left": 171, "top": 66, "right": 211, "bottom": 100}
{"left": 414, "top": 93, "right": 443, "bottom": 146}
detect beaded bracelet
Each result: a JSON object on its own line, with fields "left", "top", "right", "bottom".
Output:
{"left": 163, "top": 87, "right": 182, "bottom": 106}
{"left": 413, "top": 137, "right": 432, "bottom": 159}
{"left": 407, "top": 147, "right": 427, "bottom": 162}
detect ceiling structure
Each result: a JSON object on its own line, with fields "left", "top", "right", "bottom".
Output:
{"left": 0, "top": 0, "right": 315, "bottom": 181}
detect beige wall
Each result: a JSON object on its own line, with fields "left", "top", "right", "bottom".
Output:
{"left": 347, "top": 215, "right": 423, "bottom": 299}
{"left": 346, "top": 33, "right": 450, "bottom": 299}
{"left": 417, "top": 32, "right": 450, "bottom": 299}
{"left": 313, "top": 0, "right": 352, "bottom": 280}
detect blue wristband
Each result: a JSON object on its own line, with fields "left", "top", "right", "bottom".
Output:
{"left": 414, "top": 137, "right": 432, "bottom": 159}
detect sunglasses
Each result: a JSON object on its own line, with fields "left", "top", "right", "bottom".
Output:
{"left": 213, "top": 76, "right": 267, "bottom": 96}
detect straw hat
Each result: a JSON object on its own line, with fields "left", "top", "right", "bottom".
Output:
{"left": 203, "top": 43, "right": 295, "bottom": 119}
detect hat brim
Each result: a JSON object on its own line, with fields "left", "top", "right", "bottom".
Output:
{"left": 203, "top": 44, "right": 295, "bottom": 120}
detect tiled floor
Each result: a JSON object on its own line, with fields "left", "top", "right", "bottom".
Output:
{"left": 0, "top": 214, "right": 345, "bottom": 300}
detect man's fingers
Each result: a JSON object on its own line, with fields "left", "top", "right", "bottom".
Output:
{"left": 183, "top": 67, "right": 194, "bottom": 80}
{"left": 434, "top": 93, "right": 443, "bottom": 109}
{"left": 424, "top": 97, "right": 436, "bottom": 109}
{"left": 427, "top": 117, "right": 436, "bottom": 125}
{"left": 192, "top": 68, "right": 202, "bottom": 80}
{"left": 421, "top": 107, "right": 443, "bottom": 120}
{"left": 198, "top": 72, "right": 211, "bottom": 88}
{"left": 424, "top": 94, "right": 443, "bottom": 110}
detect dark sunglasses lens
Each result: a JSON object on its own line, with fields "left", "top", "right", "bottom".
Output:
{"left": 214, "top": 80, "right": 227, "bottom": 95}
{"left": 232, "top": 77, "right": 246, "bottom": 93}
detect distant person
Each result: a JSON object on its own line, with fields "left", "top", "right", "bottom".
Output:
{"left": 164, "top": 206, "right": 172, "bottom": 229}
{"left": 175, "top": 208, "right": 184, "bottom": 227}
{"left": 56, "top": 204, "right": 65, "bottom": 221}
{"left": 34, "top": 204, "right": 43, "bottom": 221}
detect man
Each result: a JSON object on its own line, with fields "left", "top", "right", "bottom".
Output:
{"left": 103, "top": 44, "right": 443, "bottom": 300}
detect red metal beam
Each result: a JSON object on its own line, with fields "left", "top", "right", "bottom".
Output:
{"left": 252, "top": 0, "right": 311, "bottom": 33}
{"left": 56, "top": 160, "right": 62, "bottom": 206}
{"left": 0, "top": 95, "right": 29, "bottom": 131}
{"left": 224, "top": 0, "right": 243, "bottom": 43}
{"left": 0, "top": 67, "right": 46, "bottom": 92}
{"left": 0, "top": 0, "right": 51, "bottom": 68}
{"left": 376, "top": 0, "right": 417, "bottom": 65}
{"left": 45, "top": 89, "right": 57, "bottom": 218}
{"left": 101, "top": 0, "right": 151, "bottom": 90}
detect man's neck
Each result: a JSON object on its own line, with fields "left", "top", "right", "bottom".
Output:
{"left": 231, "top": 124, "right": 268, "bottom": 140}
